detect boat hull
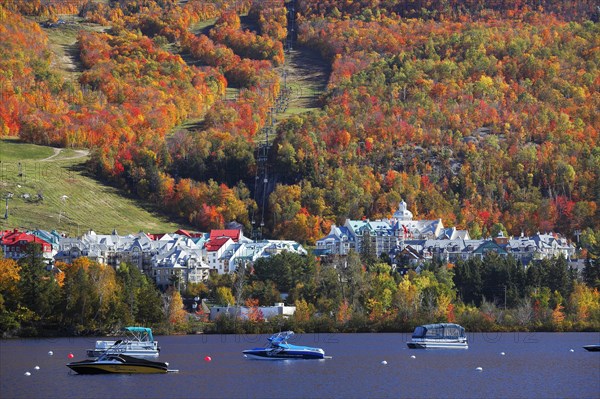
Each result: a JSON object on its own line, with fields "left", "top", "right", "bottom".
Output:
{"left": 583, "top": 345, "right": 600, "bottom": 352}
{"left": 67, "top": 354, "right": 168, "bottom": 374}
{"left": 243, "top": 349, "right": 325, "bottom": 360}
{"left": 407, "top": 340, "right": 468, "bottom": 349}
{"left": 67, "top": 363, "right": 167, "bottom": 374}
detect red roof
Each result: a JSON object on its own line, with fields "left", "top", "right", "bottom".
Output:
{"left": 209, "top": 229, "right": 241, "bottom": 242}
{"left": 176, "top": 229, "right": 205, "bottom": 238}
{"left": 205, "top": 237, "right": 231, "bottom": 252}
{"left": 1, "top": 229, "right": 29, "bottom": 245}
{"left": 174, "top": 229, "right": 192, "bottom": 237}
{"left": 1, "top": 229, "right": 52, "bottom": 251}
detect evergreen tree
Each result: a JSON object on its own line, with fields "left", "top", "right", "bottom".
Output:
{"left": 136, "top": 283, "right": 164, "bottom": 325}
{"left": 582, "top": 256, "right": 600, "bottom": 289}
{"left": 453, "top": 258, "right": 483, "bottom": 306}
{"left": 18, "top": 243, "right": 60, "bottom": 331}
{"left": 544, "top": 257, "right": 573, "bottom": 299}
{"left": 117, "top": 263, "right": 163, "bottom": 325}
{"left": 360, "top": 230, "right": 377, "bottom": 268}
{"left": 252, "top": 252, "right": 314, "bottom": 292}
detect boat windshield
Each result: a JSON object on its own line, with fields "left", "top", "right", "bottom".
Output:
{"left": 412, "top": 327, "right": 427, "bottom": 338}
{"left": 442, "top": 325, "right": 464, "bottom": 338}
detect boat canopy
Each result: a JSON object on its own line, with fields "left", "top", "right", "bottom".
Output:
{"left": 124, "top": 326, "right": 154, "bottom": 342}
{"left": 411, "top": 323, "right": 465, "bottom": 339}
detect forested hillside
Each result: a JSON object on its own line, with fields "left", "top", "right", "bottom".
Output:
{"left": 1, "top": 0, "right": 599, "bottom": 244}
{"left": 1, "top": 0, "right": 600, "bottom": 336}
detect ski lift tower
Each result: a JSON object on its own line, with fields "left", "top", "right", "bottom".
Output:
{"left": 252, "top": 107, "right": 276, "bottom": 241}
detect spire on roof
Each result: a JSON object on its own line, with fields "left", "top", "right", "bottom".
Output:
{"left": 392, "top": 200, "right": 413, "bottom": 221}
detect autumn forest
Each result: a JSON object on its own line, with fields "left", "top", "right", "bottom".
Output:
{"left": 1, "top": 0, "right": 600, "bottom": 334}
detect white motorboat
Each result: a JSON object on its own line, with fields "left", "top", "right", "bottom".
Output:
{"left": 87, "top": 327, "right": 160, "bottom": 358}
{"left": 407, "top": 323, "right": 468, "bottom": 349}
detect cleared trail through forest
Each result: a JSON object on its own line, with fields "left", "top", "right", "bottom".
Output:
{"left": 280, "top": 45, "right": 329, "bottom": 115}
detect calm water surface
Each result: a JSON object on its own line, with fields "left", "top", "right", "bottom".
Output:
{"left": 1, "top": 332, "right": 599, "bottom": 399}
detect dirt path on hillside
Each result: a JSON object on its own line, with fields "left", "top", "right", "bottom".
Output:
{"left": 39, "top": 148, "right": 90, "bottom": 162}
{"left": 44, "top": 20, "right": 110, "bottom": 81}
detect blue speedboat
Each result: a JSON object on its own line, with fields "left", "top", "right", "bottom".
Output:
{"left": 243, "top": 331, "right": 326, "bottom": 360}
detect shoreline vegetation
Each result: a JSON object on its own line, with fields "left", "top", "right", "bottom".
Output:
{"left": 3, "top": 311, "right": 600, "bottom": 339}
{"left": 1, "top": 246, "right": 599, "bottom": 339}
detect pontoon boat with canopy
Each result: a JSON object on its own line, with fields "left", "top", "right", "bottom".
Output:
{"left": 407, "top": 323, "right": 468, "bottom": 349}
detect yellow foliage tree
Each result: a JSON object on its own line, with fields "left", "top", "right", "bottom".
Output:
{"left": 88, "top": 262, "right": 119, "bottom": 317}
{"left": 0, "top": 258, "right": 21, "bottom": 309}
{"left": 568, "top": 282, "right": 600, "bottom": 322}
{"left": 437, "top": 293, "right": 453, "bottom": 321}
{"left": 395, "top": 275, "right": 420, "bottom": 321}
{"left": 366, "top": 297, "right": 384, "bottom": 321}
{"left": 0, "top": 258, "right": 20, "bottom": 292}
{"left": 215, "top": 286, "right": 235, "bottom": 306}
{"left": 294, "top": 299, "right": 312, "bottom": 323}
{"left": 167, "top": 288, "right": 188, "bottom": 326}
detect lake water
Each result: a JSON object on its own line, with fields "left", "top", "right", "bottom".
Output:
{"left": 1, "top": 332, "right": 599, "bottom": 398}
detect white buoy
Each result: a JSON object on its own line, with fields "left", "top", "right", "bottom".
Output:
{"left": 476, "top": 367, "right": 483, "bottom": 372}
{"left": 381, "top": 360, "right": 388, "bottom": 365}
{"left": 24, "top": 372, "right": 31, "bottom": 376}
{"left": 410, "top": 355, "right": 416, "bottom": 359}
{"left": 570, "top": 349, "right": 574, "bottom": 352}
{"left": 500, "top": 352, "right": 505, "bottom": 356}
{"left": 34, "top": 366, "right": 40, "bottom": 370}
{"left": 48, "top": 351, "right": 53, "bottom": 356}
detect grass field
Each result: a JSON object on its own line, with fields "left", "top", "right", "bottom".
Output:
{"left": 0, "top": 138, "right": 186, "bottom": 236}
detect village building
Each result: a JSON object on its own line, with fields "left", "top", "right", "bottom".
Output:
{"left": 3, "top": 227, "right": 307, "bottom": 288}
{"left": 316, "top": 201, "right": 576, "bottom": 268}
{"left": 317, "top": 200, "right": 462, "bottom": 257}
{"left": 1, "top": 229, "right": 54, "bottom": 263}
